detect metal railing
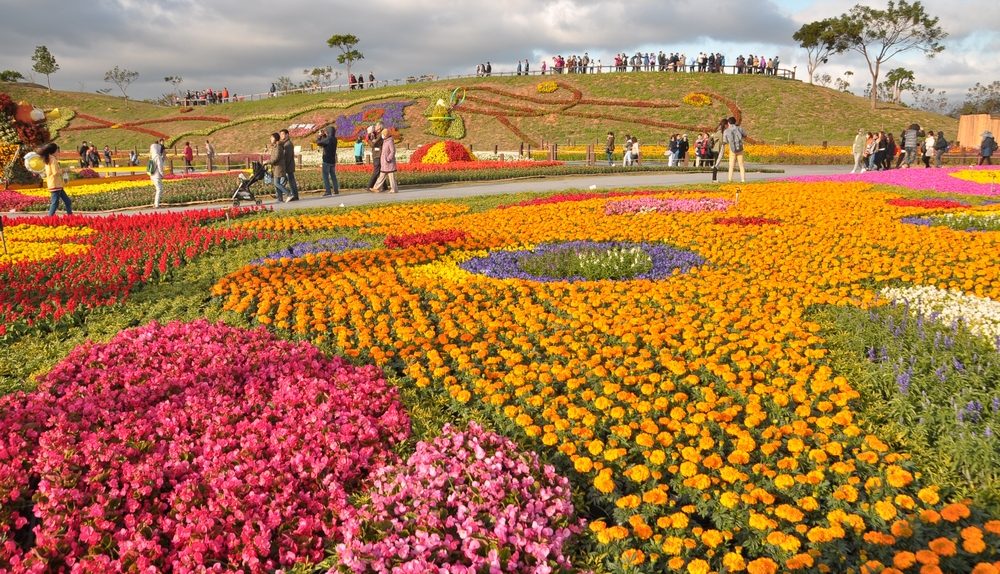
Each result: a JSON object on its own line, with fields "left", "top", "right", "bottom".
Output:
{"left": 170, "top": 64, "right": 798, "bottom": 104}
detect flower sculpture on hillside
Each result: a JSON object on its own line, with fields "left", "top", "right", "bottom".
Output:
{"left": 425, "top": 88, "right": 466, "bottom": 139}
{"left": 409, "top": 140, "right": 473, "bottom": 164}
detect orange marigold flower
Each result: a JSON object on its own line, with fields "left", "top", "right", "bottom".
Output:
{"left": 915, "top": 549, "right": 939, "bottom": 565}
{"left": 746, "top": 557, "right": 779, "bottom": 574}
{"left": 722, "top": 552, "right": 747, "bottom": 571}
{"left": 621, "top": 549, "right": 645, "bottom": 566}
{"left": 971, "top": 564, "right": 999, "bottom": 574}
{"left": 940, "top": 502, "right": 971, "bottom": 522}
{"left": 893, "top": 551, "right": 917, "bottom": 569}
{"left": 891, "top": 520, "right": 913, "bottom": 538}
{"left": 917, "top": 487, "right": 940, "bottom": 505}
{"left": 963, "top": 536, "right": 987, "bottom": 554}
{"left": 985, "top": 520, "right": 1000, "bottom": 535}
{"left": 928, "top": 537, "right": 957, "bottom": 557}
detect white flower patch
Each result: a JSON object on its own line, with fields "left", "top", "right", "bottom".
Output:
{"left": 880, "top": 285, "right": 1000, "bottom": 350}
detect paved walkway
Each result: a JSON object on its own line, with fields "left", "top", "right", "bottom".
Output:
{"left": 12, "top": 165, "right": 850, "bottom": 217}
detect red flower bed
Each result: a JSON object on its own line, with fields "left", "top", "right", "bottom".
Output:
{"left": 0, "top": 208, "right": 261, "bottom": 336}
{"left": 713, "top": 216, "right": 783, "bottom": 226}
{"left": 886, "top": 198, "right": 970, "bottom": 209}
{"left": 499, "top": 189, "right": 660, "bottom": 209}
{"left": 0, "top": 319, "right": 410, "bottom": 571}
{"left": 384, "top": 228, "right": 467, "bottom": 249}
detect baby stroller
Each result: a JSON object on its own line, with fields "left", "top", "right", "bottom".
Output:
{"left": 232, "top": 161, "right": 268, "bottom": 206}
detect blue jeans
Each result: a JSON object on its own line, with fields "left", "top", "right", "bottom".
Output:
{"left": 321, "top": 162, "right": 339, "bottom": 195}
{"left": 285, "top": 172, "right": 299, "bottom": 199}
{"left": 48, "top": 189, "right": 72, "bottom": 216}
{"left": 606, "top": 150, "right": 613, "bottom": 165}
{"left": 274, "top": 176, "right": 290, "bottom": 201}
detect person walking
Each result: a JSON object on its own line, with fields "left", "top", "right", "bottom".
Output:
{"left": 367, "top": 123, "right": 386, "bottom": 191}
{"left": 183, "top": 142, "right": 194, "bottom": 173}
{"left": 204, "top": 140, "right": 216, "bottom": 171}
{"left": 147, "top": 139, "right": 166, "bottom": 208}
{"left": 267, "top": 132, "right": 290, "bottom": 203}
{"left": 922, "top": 130, "right": 935, "bottom": 168}
{"left": 316, "top": 125, "right": 340, "bottom": 196}
{"left": 78, "top": 141, "right": 89, "bottom": 168}
{"left": 712, "top": 119, "right": 727, "bottom": 171}
{"left": 370, "top": 128, "right": 399, "bottom": 194}
{"left": 902, "top": 124, "right": 919, "bottom": 168}
{"left": 38, "top": 142, "right": 72, "bottom": 216}
{"left": 102, "top": 145, "right": 113, "bottom": 167}
{"left": 981, "top": 131, "right": 998, "bottom": 166}
{"left": 932, "top": 131, "right": 948, "bottom": 168}
{"left": 723, "top": 116, "right": 746, "bottom": 183}
{"left": 605, "top": 131, "right": 615, "bottom": 166}
{"left": 280, "top": 129, "right": 299, "bottom": 201}
{"left": 851, "top": 128, "right": 866, "bottom": 173}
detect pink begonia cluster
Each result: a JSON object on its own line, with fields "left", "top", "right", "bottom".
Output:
{"left": 0, "top": 320, "right": 410, "bottom": 573}
{"left": 337, "top": 422, "right": 585, "bottom": 574}
{"left": 605, "top": 196, "right": 735, "bottom": 215}
{"left": 784, "top": 166, "right": 1000, "bottom": 196}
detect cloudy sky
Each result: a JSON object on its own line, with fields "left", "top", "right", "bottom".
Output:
{"left": 1, "top": 0, "right": 997, "bottom": 106}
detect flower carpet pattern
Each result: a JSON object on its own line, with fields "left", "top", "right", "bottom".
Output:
{"left": 214, "top": 183, "right": 1000, "bottom": 572}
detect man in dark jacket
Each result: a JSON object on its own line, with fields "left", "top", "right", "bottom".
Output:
{"left": 267, "top": 132, "right": 289, "bottom": 203}
{"left": 316, "top": 125, "right": 339, "bottom": 196}
{"left": 279, "top": 129, "right": 299, "bottom": 201}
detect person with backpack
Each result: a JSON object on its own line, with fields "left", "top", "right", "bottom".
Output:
{"left": 979, "top": 131, "right": 997, "bottom": 166}
{"left": 723, "top": 116, "right": 746, "bottom": 183}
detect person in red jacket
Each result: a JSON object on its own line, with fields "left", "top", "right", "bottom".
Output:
{"left": 183, "top": 142, "right": 194, "bottom": 173}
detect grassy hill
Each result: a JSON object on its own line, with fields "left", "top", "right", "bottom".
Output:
{"left": 2, "top": 74, "right": 959, "bottom": 154}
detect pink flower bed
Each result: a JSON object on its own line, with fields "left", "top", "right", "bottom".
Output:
{"left": 0, "top": 190, "right": 46, "bottom": 211}
{"left": 606, "top": 197, "right": 735, "bottom": 215}
{"left": 0, "top": 320, "right": 410, "bottom": 572}
{"left": 784, "top": 166, "right": 1000, "bottom": 196}
{"left": 337, "top": 422, "right": 584, "bottom": 573}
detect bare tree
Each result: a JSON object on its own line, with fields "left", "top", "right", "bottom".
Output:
{"left": 105, "top": 66, "right": 140, "bottom": 107}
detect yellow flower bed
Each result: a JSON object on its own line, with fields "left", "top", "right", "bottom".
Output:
{"left": 2, "top": 224, "right": 94, "bottom": 264}
{"left": 950, "top": 169, "right": 1000, "bottom": 184}
{"left": 744, "top": 144, "right": 852, "bottom": 158}
{"left": 214, "top": 181, "right": 1000, "bottom": 572}
{"left": 17, "top": 180, "right": 155, "bottom": 198}
{"left": 536, "top": 81, "right": 559, "bottom": 94}
{"left": 682, "top": 92, "right": 712, "bottom": 107}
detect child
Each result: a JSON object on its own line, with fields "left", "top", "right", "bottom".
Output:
{"left": 354, "top": 134, "right": 365, "bottom": 164}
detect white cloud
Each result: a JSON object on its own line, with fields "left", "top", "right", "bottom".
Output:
{"left": 0, "top": 0, "right": 995, "bottom": 106}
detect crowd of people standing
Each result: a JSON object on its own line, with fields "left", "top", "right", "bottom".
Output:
{"left": 851, "top": 124, "right": 957, "bottom": 172}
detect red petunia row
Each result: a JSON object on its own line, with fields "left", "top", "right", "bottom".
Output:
{"left": 383, "top": 228, "right": 468, "bottom": 249}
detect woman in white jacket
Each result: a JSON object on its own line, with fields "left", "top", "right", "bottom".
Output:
{"left": 851, "top": 128, "right": 866, "bottom": 173}
{"left": 148, "top": 140, "right": 166, "bottom": 208}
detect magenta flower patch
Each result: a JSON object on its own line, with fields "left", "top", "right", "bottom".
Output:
{"left": 0, "top": 320, "right": 410, "bottom": 572}
{"left": 784, "top": 166, "right": 1000, "bottom": 197}
{"left": 338, "top": 422, "right": 584, "bottom": 573}
{"left": 605, "top": 196, "right": 735, "bottom": 215}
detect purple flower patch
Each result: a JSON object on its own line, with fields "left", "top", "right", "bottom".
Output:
{"left": 253, "top": 237, "right": 369, "bottom": 264}
{"left": 334, "top": 100, "right": 414, "bottom": 142}
{"left": 459, "top": 240, "right": 705, "bottom": 282}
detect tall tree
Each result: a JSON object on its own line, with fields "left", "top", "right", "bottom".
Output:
{"left": 828, "top": 1, "right": 946, "bottom": 110}
{"left": 793, "top": 19, "right": 839, "bottom": 85}
{"left": 31, "top": 45, "right": 59, "bottom": 91}
{"left": 326, "top": 34, "right": 364, "bottom": 80}
{"left": 881, "top": 67, "right": 915, "bottom": 104}
{"left": 104, "top": 66, "right": 140, "bottom": 107}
